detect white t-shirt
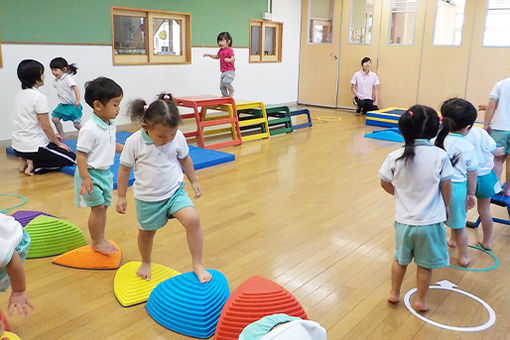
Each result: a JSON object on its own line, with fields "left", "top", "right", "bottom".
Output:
{"left": 379, "top": 140, "right": 454, "bottom": 225}
{"left": 11, "top": 88, "right": 50, "bottom": 152}
{"left": 350, "top": 70, "right": 380, "bottom": 100}
{"left": 489, "top": 76, "right": 510, "bottom": 131}
{"left": 465, "top": 127, "right": 496, "bottom": 176}
{"left": 443, "top": 133, "right": 479, "bottom": 182}
{"left": 0, "top": 213, "right": 23, "bottom": 268}
{"left": 54, "top": 73, "right": 77, "bottom": 104}
{"left": 260, "top": 320, "right": 327, "bottom": 340}
{"left": 120, "top": 129, "right": 189, "bottom": 202}
{"left": 76, "top": 114, "right": 116, "bottom": 170}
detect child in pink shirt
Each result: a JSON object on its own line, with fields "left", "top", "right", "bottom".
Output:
{"left": 203, "top": 32, "right": 235, "bottom": 97}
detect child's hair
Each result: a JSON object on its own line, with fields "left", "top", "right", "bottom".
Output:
{"left": 397, "top": 104, "right": 440, "bottom": 164}
{"left": 435, "top": 98, "right": 477, "bottom": 150}
{"left": 84, "top": 77, "right": 123, "bottom": 108}
{"left": 217, "top": 32, "right": 232, "bottom": 46}
{"left": 361, "top": 56, "right": 371, "bottom": 65}
{"left": 128, "top": 93, "right": 181, "bottom": 128}
{"left": 17, "top": 59, "right": 44, "bottom": 89}
{"left": 50, "top": 57, "right": 78, "bottom": 75}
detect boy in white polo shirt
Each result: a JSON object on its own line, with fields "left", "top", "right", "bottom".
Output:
{"left": 74, "top": 77, "right": 123, "bottom": 255}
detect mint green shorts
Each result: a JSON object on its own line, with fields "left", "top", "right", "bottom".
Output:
{"left": 0, "top": 229, "right": 31, "bottom": 292}
{"left": 446, "top": 181, "right": 467, "bottom": 229}
{"left": 239, "top": 314, "right": 301, "bottom": 340}
{"left": 476, "top": 171, "right": 499, "bottom": 199}
{"left": 490, "top": 129, "right": 510, "bottom": 154}
{"left": 394, "top": 222, "right": 449, "bottom": 269}
{"left": 135, "top": 183, "right": 194, "bottom": 230}
{"left": 74, "top": 168, "right": 113, "bottom": 207}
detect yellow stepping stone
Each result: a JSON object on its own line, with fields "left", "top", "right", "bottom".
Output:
{"left": 1, "top": 331, "right": 21, "bottom": 340}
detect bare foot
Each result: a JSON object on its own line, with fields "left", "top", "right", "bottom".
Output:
{"left": 91, "top": 240, "right": 118, "bottom": 255}
{"left": 0, "top": 318, "right": 5, "bottom": 336}
{"left": 447, "top": 238, "right": 456, "bottom": 248}
{"left": 387, "top": 293, "right": 400, "bottom": 304}
{"left": 24, "top": 159, "right": 34, "bottom": 176}
{"left": 414, "top": 300, "right": 430, "bottom": 312}
{"left": 477, "top": 241, "right": 492, "bottom": 251}
{"left": 136, "top": 262, "right": 151, "bottom": 281}
{"left": 459, "top": 256, "right": 471, "bottom": 267}
{"left": 193, "top": 264, "right": 212, "bottom": 283}
{"left": 17, "top": 158, "right": 28, "bottom": 172}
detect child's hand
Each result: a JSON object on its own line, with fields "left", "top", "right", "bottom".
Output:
{"left": 493, "top": 146, "right": 505, "bottom": 157}
{"left": 74, "top": 100, "right": 80, "bottom": 108}
{"left": 478, "top": 104, "right": 487, "bottom": 111}
{"left": 79, "top": 177, "right": 94, "bottom": 196}
{"left": 116, "top": 197, "right": 127, "bottom": 214}
{"left": 191, "top": 182, "right": 202, "bottom": 199}
{"left": 203, "top": 53, "right": 209, "bottom": 58}
{"left": 8, "top": 290, "right": 34, "bottom": 318}
{"left": 466, "top": 194, "right": 476, "bottom": 210}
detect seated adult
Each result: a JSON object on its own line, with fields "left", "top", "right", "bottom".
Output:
{"left": 351, "top": 56, "right": 380, "bottom": 115}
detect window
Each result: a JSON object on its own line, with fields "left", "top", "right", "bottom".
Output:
{"left": 309, "top": 0, "right": 334, "bottom": 43}
{"left": 349, "top": 0, "right": 375, "bottom": 44}
{"left": 433, "top": 0, "right": 465, "bottom": 46}
{"left": 250, "top": 20, "right": 283, "bottom": 62}
{"left": 388, "top": 0, "right": 418, "bottom": 45}
{"left": 111, "top": 7, "right": 191, "bottom": 65}
{"left": 483, "top": 0, "right": 510, "bottom": 47}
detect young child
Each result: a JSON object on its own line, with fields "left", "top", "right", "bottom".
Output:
{"left": 74, "top": 77, "right": 123, "bottom": 254}
{"left": 436, "top": 98, "right": 479, "bottom": 267}
{"left": 0, "top": 213, "right": 34, "bottom": 334}
{"left": 12, "top": 59, "right": 75, "bottom": 176}
{"left": 379, "top": 105, "right": 452, "bottom": 312}
{"left": 203, "top": 32, "right": 235, "bottom": 97}
{"left": 50, "top": 57, "right": 83, "bottom": 138}
{"left": 116, "top": 93, "right": 212, "bottom": 284}
{"left": 466, "top": 126, "right": 503, "bottom": 251}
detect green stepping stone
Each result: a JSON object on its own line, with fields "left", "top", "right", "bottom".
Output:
{"left": 26, "top": 215, "right": 88, "bottom": 258}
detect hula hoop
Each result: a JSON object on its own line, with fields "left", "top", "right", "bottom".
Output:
{"left": 0, "top": 194, "right": 29, "bottom": 214}
{"left": 448, "top": 244, "right": 500, "bottom": 272}
{"left": 315, "top": 116, "right": 342, "bottom": 122}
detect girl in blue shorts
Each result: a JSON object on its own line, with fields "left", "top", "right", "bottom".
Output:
{"left": 116, "top": 93, "right": 212, "bottom": 284}
{"left": 379, "top": 105, "right": 453, "bottom": 312}
{"left": 436, "top": 98, "right": 479, "bottom": 267}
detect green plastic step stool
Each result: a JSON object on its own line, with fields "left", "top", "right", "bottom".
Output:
{"left": 241, "top": 105, "right": 293, "bottom": 136}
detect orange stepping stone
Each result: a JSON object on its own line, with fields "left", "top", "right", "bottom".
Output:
{"left": 215, "top": 276, "right": 307, "bottom": 340}
{"left": 52, "top": 241, "right": 121, "bottom": 270}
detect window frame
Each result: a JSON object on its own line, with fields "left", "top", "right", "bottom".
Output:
{"left": 482, "top": 0, "right": 510, "bottom": 47}
{"left": 249, "top": 20, "right": 283, "bottom": 63}
{"left": 111, "top": 6, "right": 191, "bottom": 65}
{"left": 0, "top": 30, "right": 3, "bottom": 68}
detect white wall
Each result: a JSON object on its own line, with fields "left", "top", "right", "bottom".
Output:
{"left": 0, "top": 0, "right": 301, "bottom": 142}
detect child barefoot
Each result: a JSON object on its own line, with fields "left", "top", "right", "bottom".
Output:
{"left": 74, "top": 77, "right": 123, "bottom": 254}
{"left": 116, "top": 93, "right": 212, "bottom": 283}
{"left": 380, "top": 105, "right": 452, "bottom": 312}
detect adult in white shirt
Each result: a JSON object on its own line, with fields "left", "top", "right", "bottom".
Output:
{"left": 11, "top": 59, "right": 75, "bottom": 175}
{"left": 351, "top": 56, "right": 380, "bottom": 115}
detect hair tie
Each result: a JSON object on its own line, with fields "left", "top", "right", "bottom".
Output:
{"left": 143, "top": 104, "right": 149, "bottom": 112}
{"left": 439, "top": 116, "right": 443, "bottom": 122}
{"left": 163, "top": 94, "right": 170, "bottom": 100}
{"left": 409, "top": 110, "right": 413, "bottom": 116}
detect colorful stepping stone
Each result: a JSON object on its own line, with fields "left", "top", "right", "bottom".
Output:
{"left": 0, "top": 310, "right": 9, "bottom": 332}
{"left": 52, "top": 241, "right": 121, "bottom": 270}
{"left": 25, "top": 215, "right": 88, "bottom": 258}
{"left": 114, "top": 261, "right": 181, "bottom": 307}
{"left": 215, "top": 276, "right": 308, "bottom": 340}
{"left": 0, "top": 331, "right": 21, "bottom": 340}
{"left": 146, "top": 269, "right": 230, "bottom": 338}
{"left": 11, "top": 210, "right": 54, "bottom": 227}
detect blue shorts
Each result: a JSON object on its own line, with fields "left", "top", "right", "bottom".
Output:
{"left": 0, "top": 229, "right": 31, "bottom": 292}
{"left": 394, "top": 222, "right": 449, "bottom": 269}
{"left": 74, "top": 168, "right": 113, "bottom": 207}
{"left": 135, "top": 183, "right": 194, "bottom": 230}
{"left": 476, "top": 171, "right": 500, "bottom": 199}
{"left": 52, "top": 103, "right": 83, "bottom": 123}
{"left": 446, "top": 181, "right": 467, "bottom": 229}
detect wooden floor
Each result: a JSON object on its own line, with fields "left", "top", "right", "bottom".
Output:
{"left": 1, "top": 107, "right": 510, "bottom": 339}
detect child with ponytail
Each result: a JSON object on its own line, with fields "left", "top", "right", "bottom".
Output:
{"left": 116, "top": 93, "right": 212, "bottom": 284}
{"left": 379, "top": 105, "right": 453, "bottom": 312}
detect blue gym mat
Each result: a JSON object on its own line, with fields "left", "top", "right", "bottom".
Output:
{"left": 6, "top": 131, "right": 235, "bottom": 189}
{"left": 364, "top": 127, "right": 404, "bottom": 143}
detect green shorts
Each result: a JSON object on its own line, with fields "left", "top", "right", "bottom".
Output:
{"left": 476, "top": 171, "right": 500, "bottom": 199}
{"left": 446, "top": 181, "right": 467, "bottom": 229}
{"left": 394, "top": 222, "right": 449, "bottom": 269}
{"left": 0, "top": 229, "right": 31, "bottom": 292}
{"left": 490, "top": 129, "right": 510, "bottom": 154}
{"left": 135, "top": 183, "right": 194, "bottom": 230}
{"left": 52, "top": 103, "right": 83, "bottom": 123}
{"left": 74, "top": 168, "right": 113, "bottom": 207}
